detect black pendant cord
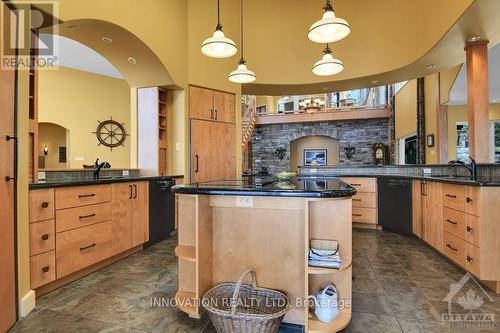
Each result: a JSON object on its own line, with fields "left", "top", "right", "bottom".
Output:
{"left": 216, "top": 0, "right": 222, "bottom": 30}
{"left": 240, "top": 0, "right": 244, "bottom": 63}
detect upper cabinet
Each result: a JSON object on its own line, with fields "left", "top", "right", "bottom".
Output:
{"left": 189, "top": 86, "right": 235, "bottom": 124}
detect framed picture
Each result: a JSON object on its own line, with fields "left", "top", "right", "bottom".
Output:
{"left": 426, "top": 134, "right": 435, "bottom": 148}
{"left": 59, "top": 146, "right": 67, "bottom": 163}
{"left": 303, "top": 149, "right": 327, "bottom": 166}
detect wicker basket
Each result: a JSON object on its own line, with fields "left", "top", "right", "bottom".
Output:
{"left": 202, "top": 270, "right": 290, "bottom": 333}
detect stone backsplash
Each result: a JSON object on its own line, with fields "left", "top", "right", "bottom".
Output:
{"left": 251, "top": 119, "right": 389, "bottom": 174}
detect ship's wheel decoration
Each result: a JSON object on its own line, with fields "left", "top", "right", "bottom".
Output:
{"left": 92, "top": 117, "right": 128, "bottom": 151}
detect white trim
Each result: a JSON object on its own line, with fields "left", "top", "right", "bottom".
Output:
{"left": 19, "top": 290, "right": 36, "bottom": 318}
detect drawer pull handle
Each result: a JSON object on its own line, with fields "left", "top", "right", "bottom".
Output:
{"left": 446, "top": 219, "right": 457, "bottom": 225}
{"left": 352, "top": 199, "right": 362, "bottom": 202}
{"left": 41, "top": 202, "right": 49, "bottom": 208}
{"left": 80, "top": 243, "right": 96, "bottom": 251}
{"left": 352, "top": 213, "right": 362, "bottom": 217}
{"left": 42, "top": 266, "right": 50, "bottom": 273}
{"left": 466, "top": 256, "right": 474, "bottom": 262}
{"left": 446, "top": 244, "right": 458, "bottom": 252}
{"left": 466, "top": 226, "right": 473, "bottom": 232}
{"left": 41, "top": 234, "right": 49, "bottom": 241}
{"left": 445, "top": 194, "right": 457, "bottom": 198}
{"left": 466, "top": 197, "right": 473, "bottom": 203}
{"left": 351, "top": 183, "right": 362, "bottom": 186}
{"left": 79, "top": 193, "right": 96, "bottom": 198}
{"left": 79, "top": 213, "right": 96, "bottom": 220}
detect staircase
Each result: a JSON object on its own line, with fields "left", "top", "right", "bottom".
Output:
{"left": 241, "top": 95, "right": 256, "bottom": 147}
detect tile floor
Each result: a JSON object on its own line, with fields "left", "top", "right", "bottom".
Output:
{"left": 9, "top": 228, "right": 500, "bottom": 333}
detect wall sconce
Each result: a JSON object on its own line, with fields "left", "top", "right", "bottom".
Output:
{"left": 43, "top": 145, "right": 49, "bottom": 155}
{"left": 275, "top": 147, "right": 286, "bottom": 160}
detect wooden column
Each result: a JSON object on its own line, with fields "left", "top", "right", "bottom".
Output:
{"left": 465, "top": 41, "right": 490, "bottom": 162}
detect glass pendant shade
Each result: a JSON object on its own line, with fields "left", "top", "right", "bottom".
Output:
{"left": 201, "top": 28, "right": 237, "bottom": 58}
{"left": 312, "top": 51, "right": 343, "bottom": 76}
{"left": 308, "top": 7, "right": 350, "bottom": 43}
{"left": 229, "top": 60, "right": 256, "bottom": 83}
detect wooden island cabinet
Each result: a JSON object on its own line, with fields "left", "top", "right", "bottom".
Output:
{"left": 413, "top": 180, "right": 500, "bottom": 292}
{"left": 173, "top": 179, "right": 356, "bottom": 332}
{"left": 29, "top": 181, "right": 149, "bottom": 294}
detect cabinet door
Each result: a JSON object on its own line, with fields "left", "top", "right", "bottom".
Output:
{"left": 213, "top": 91, "right": 235, "bottom": 123}
{"left": 111, "top": 183, "right": 132, "bottom": 255}
{"left": 131, "top": 182, "right": 149, "bottom": 247}
{"left": 189, "top": 86, "right": 213, "bottom": 120}
{"left": 412, "top": 181, "right": 423, "bottom": 238}
{"left": 191, "top": 119, "right": 211, "bottom": 183}
{"left": 209, "top": 122, "right": 236, "bottom": 180}
{"left": 423, "top": 182, "right": 443, "bottom": 251}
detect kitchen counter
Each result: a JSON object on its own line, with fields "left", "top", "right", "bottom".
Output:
{"left": 171, "top": 176, "right": 357, "bottom": 198}
{"left": 29, "top": 175, "right": 184, "bottom": 189}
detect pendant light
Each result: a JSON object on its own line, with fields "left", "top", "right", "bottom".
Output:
{"left": 308, "top": 0, "right": 350, "bottom": 44}
{"left": 201, "top": 0, "right": 237, "bottom": 58}
{"left": 312, "top": 44, "right": 344, "bottom": 76}
{"left": 229, "top": 0, "right": 256, "bottom": 83}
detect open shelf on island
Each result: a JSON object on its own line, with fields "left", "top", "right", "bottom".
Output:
{"left": 308, "top": 309, "right": 351, "bottom": 333}
{"left": 308, "top": 259, "right": 352, "bottom": 275}
{"left": 175, "top": 245, "right": 196, "bottom": 262}
{"left": 175, "top": 291, "right": 199, "bottom": 318}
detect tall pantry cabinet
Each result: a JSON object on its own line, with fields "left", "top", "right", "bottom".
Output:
{"left": 189, "top": 85, "right": 236, "bottom": 183}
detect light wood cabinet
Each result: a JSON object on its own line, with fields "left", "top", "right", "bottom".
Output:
{"left": 191, "top": 119, "right": 236, "bottom": 182}
{"left": 29, "top": 182, "right": 149, "bottom": 290}
{"left": 341, "top": 177, "right": 377, "bottom": 225}
{"left": 412, "top": 181, "right": 423, "bottom": 237}
{"left": 421, "top": 181, "right": 443, "bottom": 252}
{"left": 189, "top": 85, "right": 235, "bottom": 123}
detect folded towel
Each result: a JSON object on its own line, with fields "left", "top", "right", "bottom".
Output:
{"left": 310, "top": 247, "right": 339, "bottom": 256}
{"left": 308, "top": 259, "right": 341, "bottom": 269}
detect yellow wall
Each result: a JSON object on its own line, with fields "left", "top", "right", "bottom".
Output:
{"left": 424, "top": 74, "right": 439, "bottom": 164}
{"left": 395, "top": 79, "right": 417, "bottom": 139}
{"left": 290, "top": 136, "right": 339, "bottom": 171}
{"left": 38, "top": 123, "right": 68, "bottom": 169}
{"left": 447, "top": 104, "right": 500, "bottom": 161}
{"left": 440, "top": 65, "right": 461, "bottom": 104}
{"left": 38, "top": 67, "right": 131, "bottom": 168}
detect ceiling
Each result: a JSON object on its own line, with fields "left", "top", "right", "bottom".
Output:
{"left": 39, "top": 33, "right": 124, "bottom": 79}
{"left": 449, "top": 42, "right": 500, "bottom": 105}
{"left": 41, "top": 19, "right": 174, "bottom": 88}
{"left": 242, "top": 0, "right": 500, "bottom": 95}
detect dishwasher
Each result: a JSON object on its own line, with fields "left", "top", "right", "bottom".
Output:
{"left": 146, "top": 178, "right": 176, "bottom": 247}
{"left": 377, "top": 178, "right": 413, "bottom": 236}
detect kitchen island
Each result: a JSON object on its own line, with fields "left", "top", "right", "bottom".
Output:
{"left": 172, "top": 177, "right": 356, "bottom": 332}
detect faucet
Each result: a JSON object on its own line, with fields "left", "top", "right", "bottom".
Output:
{"left": 93, "top": 159, "right": 111, "bottom": 180}
{"left": 449, "top": 156, "right": 477, "bottom": 180}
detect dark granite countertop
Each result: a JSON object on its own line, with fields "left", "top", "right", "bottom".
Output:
{"left": 172, "top": 177, "right": 357, "bottom": 198}
{"left": 298, "top": 173, "right": 500, "bottom": 187}
{"left": 29, "top": 175, "right": 184, "bottom": 189}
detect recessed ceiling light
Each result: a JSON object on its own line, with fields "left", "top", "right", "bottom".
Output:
{"left": 67, "top": 25, "right": 80, "bottom": 30}
{"left": 426, "top": 64, "right": 436, "bottom": 70}
{"left": 102, "top": 37, "right": 113, "bottom": 43}
{"left": 467, "top": 36, "right": 481, "bottom": 43}
{"left": 371, "top": 80, "right": 379, "bottom": 84}
{"left": 128, "top": 57, "right": 137, "bottom": 65}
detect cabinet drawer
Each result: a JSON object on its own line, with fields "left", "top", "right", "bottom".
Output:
{"left": 443, "top": 208, "right": 465, "bottom": 239}
{"left": 341, "top": 177, "right": 376, "bottom": 193}
{"left": 352, "top": 207, "right": 377, "bottom": 224}
{"left": 464, "top": 214, "right": 480, "bottom": 247}
{"left": 443, "top": 231, "right": 465, "bottom": 265}
{"left": 465, "top": 186, "right": 480, "bottom": 216}
{"left": 464, "top": 242, "right": 480, "bottom": 277}
{"left": 443, "top": 184, "right": 465, "bottom": 211}
{"left": 29, "top": 220, "right": 55, "bottom": 256}
{"left": 29, "top": 189, "right": 54, "bottom": 222}
{"left": 55, "top": 185, "right": 111, "bottom": 210}
{"left": 30, "top": 250, "right": 56, "bottom": 289}
{"left": 56, "top": 202, "right": 112, "bottom": 233}
{"left": 352, "top": 192, "right": 376, "bottom": 208}
{"left": 56, "top": 221, "right": 112, "bottom": 278}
